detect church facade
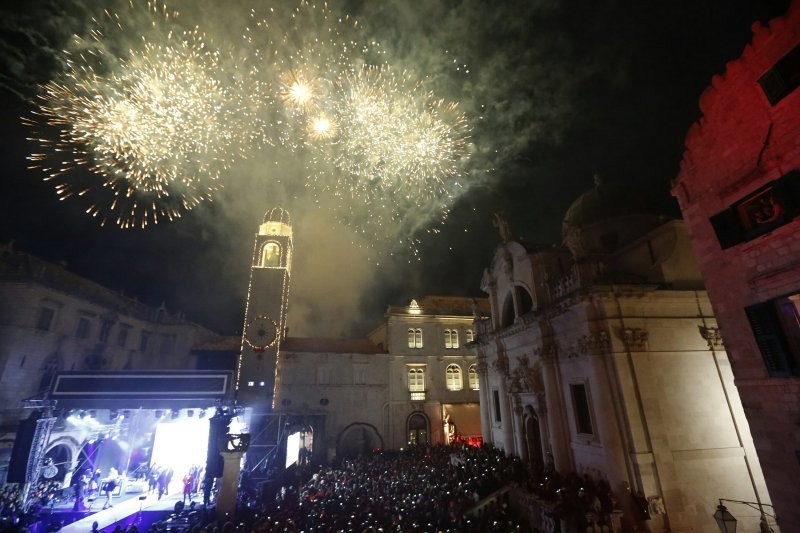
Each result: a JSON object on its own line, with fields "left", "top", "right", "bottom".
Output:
{"left": 473, "top": 184, "right": 774, "bottom": 532}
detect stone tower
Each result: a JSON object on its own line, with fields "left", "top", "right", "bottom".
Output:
{"left": 237, "top": 207, "right": 292, "bottom": 407}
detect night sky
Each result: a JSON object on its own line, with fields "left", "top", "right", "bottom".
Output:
{"left": 0, "top": 0, "right": 792, "bottom": 337}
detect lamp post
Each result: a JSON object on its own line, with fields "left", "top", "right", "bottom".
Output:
{"left": 713, "top": 499, "right": 776, "bottom": 533}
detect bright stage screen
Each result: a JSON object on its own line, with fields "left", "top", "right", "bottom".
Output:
{"left": 285, "top": 432, "right": 301, "bottom": 469}
{"left": 151, "top": 418, "right": 210, "bottom": 476}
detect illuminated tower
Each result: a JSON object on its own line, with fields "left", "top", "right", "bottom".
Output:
{"left": 237, "top": 207, "right": 292, "bottom": 406}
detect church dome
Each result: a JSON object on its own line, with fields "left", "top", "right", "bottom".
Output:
{"left": 263, "top": 207, "right": 291, "bottom": 226}
{"left": 563, "top": 177, "right": 649, "bottom": 228}
{"left": 562, "top": 177, "right": 663, "bottom": 258}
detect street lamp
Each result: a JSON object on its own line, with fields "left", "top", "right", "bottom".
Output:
{"left": 713, "top": 499, "right": 776, "bottom": 533}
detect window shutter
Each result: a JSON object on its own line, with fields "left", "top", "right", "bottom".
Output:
{"left": 709, "top": 208, "right": 743, "bottom": 249}
{"left": 745, "top": 302, "right": 790, "bottom": 376}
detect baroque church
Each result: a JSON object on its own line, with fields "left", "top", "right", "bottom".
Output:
{"left": 473, "top": 179, "right": 776, "bottom": 532}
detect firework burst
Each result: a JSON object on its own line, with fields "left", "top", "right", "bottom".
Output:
{"left": 26, "top": 1, "right": 260, "bottom": 228}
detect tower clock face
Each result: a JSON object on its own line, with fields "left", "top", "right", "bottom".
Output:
{"left": 245, "top": 316, "right": 278, "bottom": 350}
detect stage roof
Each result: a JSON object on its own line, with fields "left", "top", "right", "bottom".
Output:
{"left": 49, "top": 370, "right": 233, "bottom": 409}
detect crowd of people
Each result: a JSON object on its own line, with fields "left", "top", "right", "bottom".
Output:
{"left": 0, "top": 485, "right": 23, "bottom": 530}
{"left": 2, "top": 443, "right": 640, "bottom": 532}
{"left": 159, "top": 444, "right": 530, "bottom": 532}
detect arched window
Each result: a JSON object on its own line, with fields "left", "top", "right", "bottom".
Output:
{"left": 501, "top": 293, "right": 515, "bottom": 328}
{"left": 408, "top": 367, "right": 425, "bottom": 400}
{"left": 466, "top": 329, "right": 475, "bottom": 343}
{"left": 444, "top": 329, "right": 459, "bottom": 349}
{"left": 445, "top": 364, "right": 462, "bottom": 391}
{"left": 408, "top": 328, "right": 423, "bottom": 349}
{"left": 261, "top": 242, "right": 281, "bottom": 267}
{"left": 516, "top": 286, "right": 533, "bottom": 316}
{"left": 407, "top": 412, "right": 429, "bottom": 445}
{"left": 408, "top": 367, "right": 425, "bottom": 391}
{"left": 468, "top": 364, "right": 479, "bottom": 390}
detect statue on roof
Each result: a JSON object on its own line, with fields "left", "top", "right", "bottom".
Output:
{"left": 492, "top": 213, "right": 512, "bottom": 243}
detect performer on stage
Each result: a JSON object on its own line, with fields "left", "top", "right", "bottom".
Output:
{"left": 102, "top": 467, "right": 120, "bottom": 509}
{"left": 72, "top": 471, "right": 87, "bottom": 511}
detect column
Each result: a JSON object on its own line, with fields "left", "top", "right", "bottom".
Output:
{"left": 476, "top": 357, "right": 492, "bottom": 444}
{"left": 511, "top": 395, "right": 527, "bottom": 460}
{"left": 497, "top": 377, "right": 515, "bottom": 455}
{"left": 541, "top": 357, "right": 571, "bottom": 471}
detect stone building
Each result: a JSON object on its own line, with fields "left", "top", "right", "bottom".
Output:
{"left": 200, "top": 295, "right": 486, "bottom": 463}
{"left": 0, "top": 243, "right": 217, "bottom": 483}
{"left": 671, "top": 2, "right": 800, "bottom": 528}
{"left": 473, "top": 185, "right": 774, "bottom": 532}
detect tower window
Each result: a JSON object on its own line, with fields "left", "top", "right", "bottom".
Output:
{"left": 493, "top": 390, "right": 501, "bottom": 422}
{"left": 408, "top": 328, "right": 423, "bottom": 349}
{"left": 261, "top": 242, "right": 281, "bottom": 267}
{"left": 444, "top": 329, "right": 459, "bottom": 349}
{"left": 445, "top": 364, "right": 462, "bottom": 391}
{"left": 468, "top": 364, "right": 479, "bottom": 390}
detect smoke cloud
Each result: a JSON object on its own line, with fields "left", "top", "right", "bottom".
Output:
{"left": 0, "top": 0, "right": 791, "bottom": 337}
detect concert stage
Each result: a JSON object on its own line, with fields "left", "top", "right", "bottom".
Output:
{"left": 47, "top": 490, "right": 190, "bottom": 532}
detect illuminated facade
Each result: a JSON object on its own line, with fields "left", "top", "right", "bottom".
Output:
{"left": 366, "top": 296, "right": 486, "bottom": 451}
{"left": 672, "top": 2, "right": 800, "bottom": 528}
{"left": 474, "top": 186, "right": 774, "bottom": 532}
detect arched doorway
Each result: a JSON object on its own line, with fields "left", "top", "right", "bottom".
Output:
{"left": 337, "top": 423, "right": 383, "bottom": 458}
{"left": 524, "top": 412, "right": 544, "bottom": 473}
{"left": 407, "top": 412, "right": 429, "bottom": 445}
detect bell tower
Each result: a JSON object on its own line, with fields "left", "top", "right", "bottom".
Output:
{"left": 237, "top": 207, "right": 292, "bottom": 406}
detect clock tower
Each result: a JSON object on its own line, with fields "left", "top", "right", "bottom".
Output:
{"left": 237, "top": 207, "right": 292, "bottom": 406}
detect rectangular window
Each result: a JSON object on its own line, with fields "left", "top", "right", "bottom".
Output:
{"left": 99, "top": 319, "right": 113, "bottom": 343}
{"left": 37, "top": 308, "right": 55, "bottom": 331}
{"left": 466, "top": 330, "right": 475, "bottom": 343}
{"left": 140, "top": 331, "right": 152, "bottom": 352}
{"left": 493, "top": 390, "right": 501, "bottom": 422}
{"left": 570, "top": 383, "right": 595, "bottom": 435}
{"left": 117, "top": 326, "right": 130, "bottom": 347}
{"left": 746, "top": 292, "right": 800, "bottom": 377}
{"left": 758, "top": 42, "right": 800, "bottom": 105}
{"left": 76, "top": 317, "right": 91, "bottom": 339}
